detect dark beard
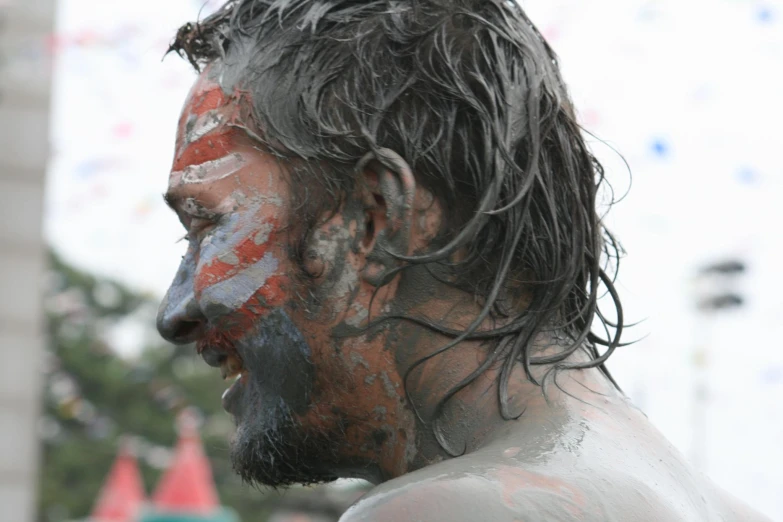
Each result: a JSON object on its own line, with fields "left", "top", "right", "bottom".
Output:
{"left": 229, "top": 391, "right": 341, "bottom": 488}
{"left": 224, "top": 308, "right": 342, "bottom": 487}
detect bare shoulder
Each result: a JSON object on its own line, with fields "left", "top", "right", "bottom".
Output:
{"left": 714, "top": 488, "right": 774, "bottom": 522}
{"left": 339, "top": 463, "right": 609, "bottom": 522}
{"left": 338, "top": 457, "right": 773, "bottom": 522}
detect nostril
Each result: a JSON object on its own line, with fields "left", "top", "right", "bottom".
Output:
{"left": 159, "top": 316, "right": 204, "bottom": 345}
{"left": 172, "top": 320, "right": 203, "bottom": 343}
{"left": 157, "top": 289, "right": 206, "bottom": 344}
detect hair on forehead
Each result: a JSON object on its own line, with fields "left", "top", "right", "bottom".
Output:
{"left": 169, "top": 0, "right": 628, "bottom": 455}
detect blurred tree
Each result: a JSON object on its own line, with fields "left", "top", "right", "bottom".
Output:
{"left": 37, "top": 252, "right": 366, "bottom": 522}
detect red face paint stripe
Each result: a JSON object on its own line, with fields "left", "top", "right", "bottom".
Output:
{"left": 176, "top": 82, "right": 229, "bottom": 132}
{"left": 174, "top": 79, "right": 260, "bottom": 173}
{"left": 173, "top": 128, "right": 241, "bottom": 172}
{"left": 194, "top": 226, "right": 278, "bottom": 293}
{"left": 255, "top": 275, "right": 287, "bottom": 308}
{"left": 212, "top": 275, "right": 288, "bottom": 341}
{"left": 190, "top": 84, "right": 231, "bottom": 116}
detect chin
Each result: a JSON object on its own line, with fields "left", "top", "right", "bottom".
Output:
{"left": 220, "top": 308, "right": 338, "bottom": 487}
{"left": 228, "top": 374, "right": 340, "bottom": 488}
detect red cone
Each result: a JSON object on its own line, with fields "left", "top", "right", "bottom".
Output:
{"left": 152, "top": 409, "right": 219, "bottom": 514}
{"left": 91, "top": 440, "right": 146, "bottom": 522}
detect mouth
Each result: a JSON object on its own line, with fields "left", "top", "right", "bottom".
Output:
{"left": 198, "top": 345, "right": 248, "bottom": 414}
{"left": 219, "top": 352, "right": 245, "bottom": 380}
{"left": 221, "top": 371, "right": 247, "bottom": 415}
{"left": 219, "top": 354, "right": 248, "bottom": 415}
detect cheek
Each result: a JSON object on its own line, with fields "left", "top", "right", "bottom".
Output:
{"left": 193, "top": 218, "right": 291, "bottom": 322}
{"left": 304, "top": 221, "right": 364, "bottom": 321}
{"left": 213, "top": 274, "right": 291, "bottom": 342}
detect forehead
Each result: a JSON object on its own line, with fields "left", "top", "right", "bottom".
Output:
{"left": 180, "top": 65, "right": 238, "bottom": 123}
{"left": 167, "top": 66, "right": 288, "bottom": 203}
{"left": 173, "top": 66, "right": 245, "bottom": 169}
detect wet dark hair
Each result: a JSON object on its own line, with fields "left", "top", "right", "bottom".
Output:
{"left": 170, "top": 0, "right": 626, "bottom": 454}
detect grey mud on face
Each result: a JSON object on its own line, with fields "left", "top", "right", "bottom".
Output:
{"left": 222, "top": 308, "right": 314, "bottom": 418}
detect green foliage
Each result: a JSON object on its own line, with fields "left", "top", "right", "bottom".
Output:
{"left": 38, "top": 253, "right": 296, "bottom": 522}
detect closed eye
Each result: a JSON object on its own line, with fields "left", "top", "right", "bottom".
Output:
{"left": 185, "top": 216, "right": 222, "bottom": 244}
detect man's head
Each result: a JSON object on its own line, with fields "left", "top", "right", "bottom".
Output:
{"left": 158, "top": 0, "right": 623, "bottom": 488}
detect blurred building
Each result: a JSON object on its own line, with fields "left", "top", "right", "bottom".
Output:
{"left": 87, "top": 411, "right": 366, "bottom": 522}
{"left": 91, "top": 411, "right": 238, "bottom": 522}
{"left": 0, "top": 0, "right": 54, "bottom": 520}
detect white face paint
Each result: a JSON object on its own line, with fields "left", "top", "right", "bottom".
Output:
{"left": 184, "top": 110, "right": 226, "bottom": 145}
{"left": 170, "top": 153, "right": 247, "bottom": 186}
{"left": 198, "top": 251, "right": 280, "bottom": 314}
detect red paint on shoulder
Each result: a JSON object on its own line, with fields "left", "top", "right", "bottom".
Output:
{"left": 494, "top": 467, "right": 587, "bottom": 516}
{"left": 503, "top": 447, "right": 521, "bottom": 458}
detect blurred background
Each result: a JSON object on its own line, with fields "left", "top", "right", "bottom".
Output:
{"left": 1, "top": 0, "right": 781, "bottom": 520}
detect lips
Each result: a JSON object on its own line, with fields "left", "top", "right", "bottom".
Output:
{"left": 219, "top": 352, "right": 245, "bottom": 379}
{"left": 221, "top": 373, "right": 245, "bottom": 413}
{"left": 198, "top": 343, "right": 247, "bottom": 413}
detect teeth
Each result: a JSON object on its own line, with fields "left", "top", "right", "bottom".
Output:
{"left": 219, "top": 353, "right": 244, "bottom": 380}
{"left": 221, "top": 373, "right": 244, "bottom": 401}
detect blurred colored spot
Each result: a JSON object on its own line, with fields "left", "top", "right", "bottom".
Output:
{"left": 73, "top": 29, "right": 100, "bottom": 47}
{"left": 45, "top": 33, "right": 66, "bottom": 55}
{"left": 760, "top": 366, "right": 782, "bottom": 384}
{"left": 737, "top": 166, "right": 759, "bottom": 185}
{"left": 542, "top": 25, "right": 560, "bottom": 42}
{"left": 650, "top": 138, "right": 670, "bottom": 158}
{"left": 692, "top": 84, "right": 713, "bottom": 102}
{"left": 114, "top": 122, "right": 134, "bottom": 139}
{"left": 637, "top": 4, "right": 661, "bottom": 22}
{"left": 757, "top": 6, "right": 774, "bottom": 23}
{"left": 133, "top": 200, "right": 155, "bottom": 220}
{"left": 92, "top": 184, "right": 109, "bottom": 199}
{"left": 75, "top": 158, "right": 117, "bottom": 179}
{"left": 582, "top": 109, "right": 601, "bottom": 127}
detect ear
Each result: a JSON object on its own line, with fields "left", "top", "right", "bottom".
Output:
{"left": 355, "top": 148, "right": 417, "bottom": 283}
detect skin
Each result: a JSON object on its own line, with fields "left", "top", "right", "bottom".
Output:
{"left": 158, "top": 65, "right": 771, "bottom": 521}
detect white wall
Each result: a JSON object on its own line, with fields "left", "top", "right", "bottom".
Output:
{"left": 0, "top": 0, "right": 54, "bottom": 520}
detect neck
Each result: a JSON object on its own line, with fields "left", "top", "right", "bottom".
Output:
{"left": 370, "top": 311, "right": 618, "bottom": 482}
{"left": 334, "top": 266, "right": 619, "bottom": 483}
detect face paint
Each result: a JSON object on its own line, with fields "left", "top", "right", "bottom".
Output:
{"left": 170, "top": 153, "right": 247, "bottom": 186}
{"left": 172, "top": 65, "right": 256, "bottom": 176}
{"left": 194, "top": 211, "right": 284, "bottom": 319}
{"left": 158, "top": 63, "right": 421, "bottom": 488}
{"left": 161, "top": 64, "right": 305, "bottom": 419}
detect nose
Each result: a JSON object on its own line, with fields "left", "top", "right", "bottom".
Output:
{"left": 157, "top": 254, "right": 206, "bottom": 344}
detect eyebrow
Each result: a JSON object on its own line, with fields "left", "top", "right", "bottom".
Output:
{"left": 163, "top": 192, "right": 222, "bottom": 222}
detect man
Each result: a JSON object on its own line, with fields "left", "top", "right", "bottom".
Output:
{"left": 157, "top": 1, "right": 769, "bottom": 520}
